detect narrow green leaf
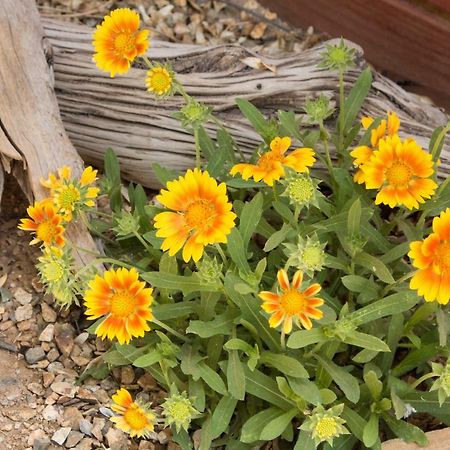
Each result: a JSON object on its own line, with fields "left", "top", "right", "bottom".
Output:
{"left": 363, "top": 414, "right": 379, "bottom": 448}
{"left": 294, "top": 430, "right": 316, "bottom": 450}
{"left": 364, "top": 371, "right": 383, "bottom": 400}
{"left": 227, "top": 349, "right": 246, "bottom": 400}
{"left": 240, "top": 408, "right": 281, "bottom": 443}
{"left": 347, "top": 198, "right": 361, "bottom": 236}
{"left": 383, "top": 413, "right": 428, "bottom": 446}
{"left": 260, "top": 352, "right": 308, "bottom": 378}
{"left": 236, "top": 98, "right": 269, "bottom": 137}
{"left": 341, "top": 406, "right": 367, "bottom": 441}
{"left": 197, "top": 126, "right": 215, "bottom": 158}
{"left": 199, "top": 414, "right": 213, "bottom": 450}
{"left": 240, "top": 193, "right": 263, "bottom": 247}
{"left": 211, "top": 396, "right": 237, "bottom": 439}
{"left": 287, "top": 328, "right": 327, "bottom": 349}
{"left": 342, "top": 331, "right": 390, "bottom": 352}
{"left": 198, "top": 362, "right": 227, "bottom": 395}
{"left": 392, "top": 343, "right": 442, "bottom": 377}
{"left": 227, "top": 228, "right": 251, "bottom": 274}
{"left": 217, "top": 128, "right": 236, "bottom": 163}
{"left": 132, "top": 350, "right": 162, "bottom": 368}
{"left": 315, "top": 356, "right": 360, "bottom": 403}
{"left": 278, "top": 110, "right": 302, "bottom": 141}
{"left": 354, "top": 252, "right": 395, "bottom": 284}
{"left": 287, "top": 377, "right": 322, "bottom": 406}
{"left": 263, "top": 223, "right": 291, "bottom": 252}
{"left": 187, "top": 311, "right": 238, "bottom": 338}
{"left": 343, "top": 68, "right": 372, "bottom": 131}
{"left": 152, "top": 163, "right": 179, "bottom": 185}
{"left": 259, "top": 409, "right": 297, "bottom": 441}
{"left": 141, "top": 272, "right": 218, "bottom": 294}
{"left": 152, "top": 301, "right": 195, "bottom": 321}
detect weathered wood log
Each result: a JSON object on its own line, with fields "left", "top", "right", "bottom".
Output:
{"left": 40, "top": 18, "right": 449, "bottom": 189}
{"left": 0, "top": 0, "right": 97, "bottom": 264}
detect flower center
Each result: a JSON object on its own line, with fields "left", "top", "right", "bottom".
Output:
{"left": 258, "top": 151, "right": 283, "bottom": 171}
{"left": 385, "top": 161, "right": 413, "bottom": 186}
{"left": 149, "top": 71, "right": 171, "bottom": 93}
{"left": 42, "top": 261, "right": 65, "bottom": 282}
{"left": 114, "top": 32, "right": 136, "bottom": 55}
{"left": 184, "top": 200, "right": 216, "bottom": 230}
{"left": 435, "top": 242, "right": 450, "bottom": 273}
{"left": 288, "top": 178, "right": 314, "bottom": 203}
{"left": 57, "top": 185, "right": 81, "bottom": 211}
{"left": 280, "top": 289, "right": 305, "bottom": 315}
{"left": 124, "top": 406, "right": 149, "bottom": 431}
{"left": 315, "top": 417, "right": 338, "bottom": 439}
{"left": 36, "top": 220, "right": 57, "bottom": 243}
{"left": 110, "top": 289, "right": 136, "bottom": 317}
{"left": 302, "top": 246, "right": 323, "bottom": 269}
{"left": 169, "top": 402, "right": 191, "bottom": 421}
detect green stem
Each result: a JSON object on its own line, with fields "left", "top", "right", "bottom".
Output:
{"left": 152, "top": 318, "right": 189, "bottom": 343}
{"left": 132, "top": 230, "right": 154, "bottom": 255}
{"left": 338, "top": 70, "right": 345, "bottom": 153}
{"left": 431, "top": 122, "right": 450, "bottom": 161}
{"left": 281, "top": 329, "right": 286, "bottom": 351}
{"left": 381, "top": 271, "right": 415, "bottom": 297}
{"left": 410, "top": 372, "right": 439, "bottom": 390}
{"left": 272, "top": 185, "right": 279, "bottom": 202}
{"left": 141, "top": 55, "right": 152, "bottom": 69}
{"left": 320, "top": 122, "right": 334, "bottom": 173}
{"left": 215, "top": 244, "right": 228, "bottom": 268}
{"left": 194, "top": 127, "right": 202, "bottom": 169}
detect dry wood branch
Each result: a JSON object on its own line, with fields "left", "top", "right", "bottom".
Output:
{"left": 41, "top": 19, "right": 449, "bottom": 188}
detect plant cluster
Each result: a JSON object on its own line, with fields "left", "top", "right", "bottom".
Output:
{"left": 19, "top": 8, "right": 450, "bottom": 450}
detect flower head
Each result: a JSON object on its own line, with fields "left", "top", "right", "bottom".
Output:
{"left": 19, "top": 200, "right": 65, "bottom": 247}
{"left": 230, "top": 136, "right": 315, "bottom": 186}
{"left": 409, "top": 208, "right": 450, "bottom": 304}
{"left": 93, "top": 8, "right": 150, "bottom": 77}
{"left": 281, "top": 173, "right": 319, "bottom": 208}
{"left": 161, "top": 392, "right": 199, "bottom": 432}
{"left": 430, "top": 360, "right": 450, "bottom": 405}
{"left": 284, "top": 235, "right": 326, "bottom": 276}
{"left": 320, "top": 38, "right": 355, "bottom": 72}
{"left": 146, "top": 64, "right": 174, "bottom": 97}
{"left": 154, "top": 169, "right": 236, "bottom": 262}
{"left": 300, "top": 404, "right": 349, "bottom": 446}
{"left": 259, "top": 269, "right": 324, "bottom": 333}
{"left": 351, "top": 112, "right": 400, "bottom": 184}
{"left": 359, "top": 135, "right": 437, "bottom": 209}
{"left": 304, "top": 95, "right": 335, "bottom": 124}
{"left": 196, "top": 254, "right": 223, "bottom": 287}
{"left": 110, "top": 388, "right": 156, "bottom": 438}
{"left": 176, "top": 99, "right": 211, "bottom": 129}
{"left": 84, "top": 268, "right": 154, "bottom": 344}
{"left": 41, "top": 166, "right": 99, "bottom": 221}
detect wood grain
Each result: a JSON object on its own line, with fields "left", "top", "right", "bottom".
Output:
{"left": 382, "top": 428, "right": 450, "bottom": 449}
{"left": 40, "top": 19, "right": 449, "bottom": 189}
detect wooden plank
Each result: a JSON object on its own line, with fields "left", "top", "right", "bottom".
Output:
{"left": 258, "top": 0, "right": 450, "bottom": 109}
{"left": 382, "top": 428, "right": 450, "bottom": 449}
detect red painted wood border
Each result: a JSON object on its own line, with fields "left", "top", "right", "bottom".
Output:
{"left": 259, "top": 0, "right": 450, "bottom": 110}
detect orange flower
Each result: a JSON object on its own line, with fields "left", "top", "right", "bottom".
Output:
{"left": 360, "top": 135, "right": 437, "bottom": 209}
{"left": 351, "top": 112, "right": 400, "bottom": 184}
{"left": 259, "top": 269, "right": 324, "bottom": 333}
{"left": 409, "top": 208, "right": 450, "bottom": 304}
{"left": 154, "top": 169, "right": 236, "bottom": 262}
{"left": 84, "top": 268, "right": 153, "bottom": 344}
{"left": 230, "top": 136, "right": 315, "bottom": 186}
{"left": 111, "top": 388, "right": 156, "bottom": 438}
{"left": 18, "top": 200, "right": 65, "bottom": 247}
{"left": 93, "top": 8, "right": 150, "bottom": 77}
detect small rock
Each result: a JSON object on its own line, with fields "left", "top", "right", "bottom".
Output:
{"left": 73, "top": 332, "right": 89, "bottom": 345}
{"left": 41, "top": 303, "right": 57, "bottom": 322}
{"left": 62, "top": 407, "right": 83, "bottom": 430}
{"left": 33, "top": 437, "right": 51, "bottom": 450}
{"left": 73, "top": 438, "right": 93, "bottom": 450}
{"left": 29, "top": 429, "right": 48, "bottom": 447}
{"left": 15, "top": 304, "right": 33, "bottom": 322}
{"left": 120, "top": 366, "right": 135, "bottom": 384}
{"left": 167, "top": 443, "right": 181, "bottom": 450}
{"left": 51, "top": 427, "right": 71, "bottom": 446}
{"left": 54, "top": 323, "right": 75, "bottom": 356}
{"left": 139, "top": 442, "right": 156, "bottom": 450}
{"left": 105, "top": 428, "right": 129, "bottom": 450}
{"left": 91, "top": 418, "right": 105, "bottom": 441}
{"left": 42, "top": 371, "right": 55, "bottom": 388}
{"left": 158, "top": 430, "right": 170, "bottom": 445}
{"left": 47, "top": 361, "right": 65, "bottom": 373}
{"left": 65, "top": 431, "right": 84, "bottom": 448}
{"left": 39, "top": 324, "right": 55, "bottom": 342}
{"left": 50, "top": 381, "right": 78, "bottom": 398}
{"left": 47, "top": 348, "right": 60, "bottom": 362}
{"left": 42, "top": 404, "right": 60, "bottom": 421}
{"left": 14, "top": 287, "right": 33, "bottom": 305}
{"left": 25, "top": 347, "right": 46, "bottom": 364}
{"left": 99, "top": 406, "right": 113, "bottom": 417}
{"left": 137, "top": 373, "right": 157, "bottom": 391}
{"left": 79, "top": 419, "right": 92, "bottom": 436}
{"left": 28, "top": 382, "right": 45, "bottom": 396}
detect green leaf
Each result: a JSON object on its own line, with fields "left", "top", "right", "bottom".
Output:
{"left": 294, "top": 430, "right": 316, "bottom": 450}
{"left": 260, "top": 352, "right": 308, "bottom": 378}
{"left": 152, "top": 301, "right": 195, "bottom": 321}
{"left": 198, "top": 362, "right": 227, "bottom": 395}
{"left": 236, "top": 98, "right": 269, "bottom": 138}
{"left": 199, "top": 414, "right": 213, "bottom": 450}
{"left": 104, "top": 148, "right": 122, "bottom": 212}
{"left": 343, "top": 68, "right": 372, "bottom": 132}
{"left": 172, "top": 428, "right": 193, "bottom": 450}
{"left": 211, "top": 396, "right": 238, "bottom": 439}
{"left": 224, "top": 338, "right": 253, "bottom": 353}
{"left": 352, "top": 348, "right": 378, "bottom": 364}
{"left": 278, "top": 110, "right": 302, "bottom": 141}
{"left": 103, "top": 350, "right": 130, "bottom": 366}
{"left": 287, "top": 377, "right": 322, "bottom": 406}
{"left": 392, "top": 343, "right": 442, "bottom": 377}
{"left": 187, "top": 311, "right": 239, "bottom": 338}
{"left": 342, "top": 331, "right": 390, "bottom": 352}
{"left": 259, "top": 409, "right": 297, "bottom": 441}
{"left": 364, "top": 371, "right": 383, "bottom": 400}
{"left": 348, "top": 291, "right": 419, "bottom": 326}
{"left": 217, "top": 128, "right": 236, "bottom": 163}
{"left": 206, "top": 137, "right": 229, "bottom": 178}
{"left": 226, "top": 178, "right": 265, "bottom": 189}
{"left": 354, "top": 252, "right": 395, "bottom": 284}
{"left": 197, "top": 126, "right": 215, "bottom": 159}
{"left": 315, "top": 355, "right": 360, "bottom": 403}
{"left": 239, "top": 193, "right": 263, "bottom": 247}
{"left": 347, "top": 197, "right": 361, "bottom": 236}
{"left": 227, "top": 349, "right": 246, "bottom": 400}
{"left": 341, "top": 406, "right": 366, "bottom": 441}
{"left": 152, "top": 163, "right": 179, "bottom": 185}
{"left": 227, "top": 228, "right": 251, "bottom": 274}
{"left": 429, "top": 125, "right": 445, "bottom": 162}
{"left": 363, "top": 414, "right": 379, "bottom": 448}
{"left": 380, "top": 242, "right": 410, "bottom": 264}
{"left": 287, "top": 328, "right": 327, "bottom": 349}
{"left": 391, "top": 390, "right": 407, "bottom": 420}
{"left": 383, "top": 413, "right": 428, "bottom": 446}
{"left": 402, "top": 390, "right": 450, "bottom": 425}
{"left": 141, "top": 272, "right": 219, "bottom": 294}
{"left": 132, "top": 349, "right": 162, "bottom": 368}
{"left": 263, "top": 223, "right": 291, "bottom": 252}
{"left": 341, "top": 275, "right": 377, "bottom": 293}
{"left": 240, "top": 408, "right": 281, "bottom": 443}
{"left": 273, "top": 200, "right": 293, "bottom": 223}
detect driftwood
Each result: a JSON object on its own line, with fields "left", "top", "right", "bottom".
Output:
{"left": 0, "top": 0, "right": 97, "bottom": 264}
{"left": 39, "top": 18, "right": 449, "bottom": 189}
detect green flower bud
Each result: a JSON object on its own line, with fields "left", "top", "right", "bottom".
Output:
{"left": 196, "top": 255, "right": 223, "bottom": 286}
{"left": 176, "top": 99, "right": 211, "bottom": 129}
{"left": 161, "top": 393, "right": 199, "bottom": 432}
{"left": 113, "top": 211, "right": 140, "bottom": 236}
{"left": 319, "top": 38, "right": 356, "bottom": 73}
{"left": 284, "top": 235, "right": 326, "bottom": 277}
{"left": 430, "top": 360, "right": 450, "bottom": 406}
{"left": 304, "top": 95, "right": 335, "bottom": 124}
{"left": 282, "top": 174, "right": 319, "bottom": 208}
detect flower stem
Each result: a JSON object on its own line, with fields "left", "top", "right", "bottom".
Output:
{"left": 194, "top": 127, "right": 202, "bottom": 169}
{"left": 281, "top": 329, "right": 286, "bottom": 351}
{"left": 410, "top": 372, "right": 439, "bottom": 390}
{"left": 132, "top": 230, "right": 154, "bottom": 255}
{"left": 215, "top": 244, "right": 228, "bottom": 267}
{"left": 430, "top": 122, "right": 450, "bottom": 162}
{"left": 152, "top": 318, "right": 189, "bottom": 343}
{"left": 338, "top": 69, "right": 345, "bottom": 154}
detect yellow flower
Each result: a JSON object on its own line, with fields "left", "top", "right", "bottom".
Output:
{"left": 111, "top": 388, "right": 156, "bottom": 438}
{"left": 41, "top": 166, "right": 100, "bottom": 221}
{"left": 351, "top": 111, "right": 400, "bottom": 183}
{"left": 230, "top": 136, "right": 315, "bottom": 186}
{"left": 93, "top": 8, "right": 150, "bottom": 77}
{"left": 154, "top": 169, "right": 236, "bottom": 262}
{"left": 360, "top": 135, "right": 437, "bottom": 209}
{"left": 409, "top": 208, "right": 450, "bottom": 304}
{"left": 84, "top": 268, "right": 154, "bottom": 344}
{"left": 146, "top": 66, "right": 173, "bottom": 96}
{"left": 259, "top": 269, "right": 324, "bottom": 333}
{"left": 18, "top": 200, "right": 65, "bottom": 247}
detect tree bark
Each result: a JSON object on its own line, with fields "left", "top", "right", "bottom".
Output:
{"left": 40, "top": 18, "right": 449, "bottom": 189}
